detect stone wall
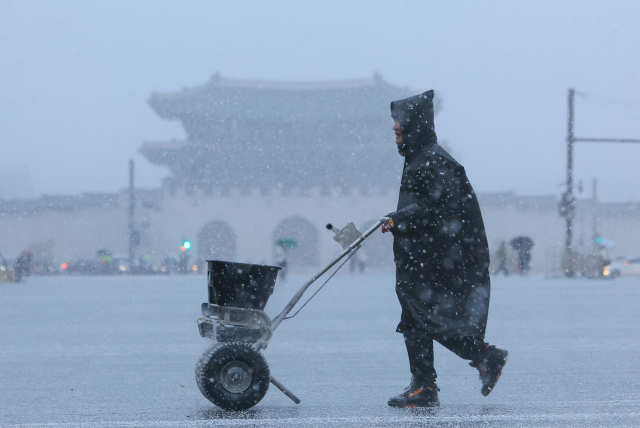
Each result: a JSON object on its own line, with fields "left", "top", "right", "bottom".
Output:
{"left": 1, "top": 190, "right": 638, "bottom": 275}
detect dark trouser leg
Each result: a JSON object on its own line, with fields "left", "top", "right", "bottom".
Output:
{"left": 494, "top": 261, "right": 508, "bottom": 276}
{"left": 437, "top": 335, "right": 488, "bottom": 363}
{"left": 403, "top": 332, "right": 437, "bottom": 385}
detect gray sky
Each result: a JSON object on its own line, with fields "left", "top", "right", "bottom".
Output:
{"left": 1, "top": 0, "right": 639, "bottom": 201}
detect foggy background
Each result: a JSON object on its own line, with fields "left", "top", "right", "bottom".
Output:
{"left": 2, "top": 3, "right": 640, "bottom": 424}
{"left": 1, "top": 0, "right": 639, "bottom": 201}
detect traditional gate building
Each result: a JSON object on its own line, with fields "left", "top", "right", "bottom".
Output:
{"left": 136, "top": 74, "right": 418, "bottom": 268}
{"left": 1, "top": 74, "right": 639, "bottom": 275}
{"left": 140, "top": 73, "right": 417, "bottom": 196}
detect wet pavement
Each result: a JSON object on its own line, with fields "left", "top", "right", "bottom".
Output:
{"left": 1, "top": 272, "right": 639, "bottom": 427}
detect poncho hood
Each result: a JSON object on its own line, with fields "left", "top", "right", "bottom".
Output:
{"left": 390, "top": 90, "right": 437, "bottom": 156}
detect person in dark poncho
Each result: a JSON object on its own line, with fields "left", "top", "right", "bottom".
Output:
{"left": 382, "top": 90, "right": 508, "bottom": 408}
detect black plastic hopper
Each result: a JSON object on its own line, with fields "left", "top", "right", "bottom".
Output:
{"left": 207, "top": 260, "right": 281, "bottom": 310}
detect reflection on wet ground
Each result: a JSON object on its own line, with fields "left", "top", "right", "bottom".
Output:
{"left": 1, "top": 274, "right": 639, "bottom": 427}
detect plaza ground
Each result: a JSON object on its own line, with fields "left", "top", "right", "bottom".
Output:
{"left": 1, "top": 272, "right": 639, "bottom": 427}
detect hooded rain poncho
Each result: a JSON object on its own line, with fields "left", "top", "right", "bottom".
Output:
{"left": 387, "top": 90, "right": 491, "bottom": 339}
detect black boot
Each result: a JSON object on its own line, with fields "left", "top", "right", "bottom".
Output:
{"left": 388, "top": 378, "right": 440, "bottom": 408}
{"left": 470, "top": 346, "right": 508, "bottom": 396}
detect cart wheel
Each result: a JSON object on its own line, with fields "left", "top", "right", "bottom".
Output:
{"left": 195, "top": 342, "right": 270, "bottom": 411}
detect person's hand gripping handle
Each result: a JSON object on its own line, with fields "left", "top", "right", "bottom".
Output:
{"left": 381, "top": 217, "right": 394, "bottom": 233}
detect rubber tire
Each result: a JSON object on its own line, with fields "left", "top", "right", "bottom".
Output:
{"left": 196, "top": 342, "right": 270, "bottom": 411}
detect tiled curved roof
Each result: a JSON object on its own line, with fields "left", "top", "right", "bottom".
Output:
{"left": 142, "top": 74, "right": 432, "bottom": 192}
{"left": 148, "top": 73, "right": 414, "bottom": 122}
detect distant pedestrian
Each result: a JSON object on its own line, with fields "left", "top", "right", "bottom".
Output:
{"left": 493, "top": 241, "right": 509, "bottom": 276}
{"left": 349, "top": 249, "right": 366, "bottom": 273}
{"left": 510, "top": 236, "right": 534, "bottom": 275}
{"left": 178, "top": 252, "right": 189, "bottom": 274}
{"left": 0, "top": 251, "right": 13, "bottom": 283}
{"left": 274, "top": 241, "right": 288, "bottom": 280}
{"left": 13, "top": 250, "right": 33, "bottom": 283}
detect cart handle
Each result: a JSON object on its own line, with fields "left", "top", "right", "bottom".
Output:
{"left": 270, "top": 219, "right": 384, "bottom": 332}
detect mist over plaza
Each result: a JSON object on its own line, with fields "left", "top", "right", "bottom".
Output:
{"left": 1, "top": 1, "right": 639, "bottom": 273}
{"left": 2, "top": 1, "right": 640, "bottom": 200}
{"left": 1, "top": 2, "right": 640, "bottom": 425}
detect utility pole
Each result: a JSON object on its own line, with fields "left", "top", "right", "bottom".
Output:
{"left": 559, "top": 88, "right": 640, "bottom": 276}
{"left": 564, "top": 89, "right": 575, "bottom": 251}
{"left": 128, "top": 160, "right": 136, "bottom": 274}
{"left": 591, "top": 178, "right": 598, "bottom": 253}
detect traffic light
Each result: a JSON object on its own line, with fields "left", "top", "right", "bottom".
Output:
{"left": 595, "top": 237, "right": 602, "bottom": 244}
{"left": 181, "top": 240, "right": 191, "bottom": 252}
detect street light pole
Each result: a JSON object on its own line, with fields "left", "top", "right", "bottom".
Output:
{"left": 591, "top": 178, "right": 598, "bottom": 253}
{"left": 565, "top": 89, "right": 575, "bottom": 251}
{"left": 128, "top": 160, "right": 136, "bottom": 273}
{"left": 560, "top": 88, "right": 640, "bottom": 276}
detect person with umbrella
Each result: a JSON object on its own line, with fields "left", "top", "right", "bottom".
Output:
{"left": 274, "top": 238, "right": 296, "bottom": 281}
{"left": 510, "top": 236, "right": 534, "bottom": 275}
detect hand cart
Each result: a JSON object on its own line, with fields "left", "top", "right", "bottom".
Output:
{"left": 195, "top": 219, "right": 384, "bottom": 410}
